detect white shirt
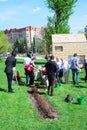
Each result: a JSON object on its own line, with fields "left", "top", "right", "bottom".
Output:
{"left": 62, "top": 60, "right": 69, "bottom": 72}
{"left": 23, "top": 57, "right": 31, "bottom": 66}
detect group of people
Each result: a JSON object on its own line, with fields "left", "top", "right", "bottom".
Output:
{"left": 4, "top": 50, "right": 87, "bottom": 96}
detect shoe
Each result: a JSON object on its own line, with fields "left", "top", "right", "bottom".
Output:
{"left": 8, "top": 90, "right": 15, "bottom": 93}
{"left": 26, "top": 83, "right": 29, "bottom": 86}
{"left": 50, "top": 94, "right": 53, "bottom": 96}
{"left": 11, "top": 91, "right": 15, "bottom": 93}
{"left": 73, "top": 81, "right": 76, "bottom": 85}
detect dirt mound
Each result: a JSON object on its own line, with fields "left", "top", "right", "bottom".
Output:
{"left": 28, "top": 85, "right": 58, "bottom": 120}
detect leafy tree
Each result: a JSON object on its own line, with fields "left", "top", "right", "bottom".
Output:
{"left": 14, "top": 37, "right": 27, "bottom": 53}
{"left": 44, "top": 0, "right": 77, "bottom": 51}
{"left": 30, "top": 38, "right": 46, "bottom": 54}
{"left": 0, "top": 31, "right": 12, "bottom": 54}
{"left": 36, "top": 38, "right": 46, "bottom": 53}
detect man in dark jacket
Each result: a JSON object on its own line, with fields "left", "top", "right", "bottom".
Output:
{"left": 4, "top": 51, "right": 16, "bottom": 93}
{"left": 45, "top": 55, "right": 58, "bottom": 96}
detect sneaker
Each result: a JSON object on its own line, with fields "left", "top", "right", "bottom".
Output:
{"left": 8, "top": 90, "right": 15, "bottom": 93}
{"left": 50, "top": 93, "right": 53, "bottom": 96}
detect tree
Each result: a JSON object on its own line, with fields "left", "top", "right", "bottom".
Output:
{"left": 0, "top": 31, "right": 12, "bottom": 54}
{"left": 14, "top": 37, "right": 27, "bottom": 53}
{"left": 30, "top": 37, "right": 46, "bottom": 54}
{"left": 44, "top": 0, "right": 77, "bottom": 51}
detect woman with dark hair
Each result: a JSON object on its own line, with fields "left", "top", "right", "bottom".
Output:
{"left": 24, "top": 52, "right": 35, "bottom": 86}
{"left": 4, "top": 51, "right": 16, "bottom": 93}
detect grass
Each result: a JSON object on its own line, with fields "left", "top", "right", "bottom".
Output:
{"left": 0, "top": 58, "right": 87, "bottom": 130}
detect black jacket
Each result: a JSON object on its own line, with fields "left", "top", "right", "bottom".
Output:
{"left": 5, "top": 55, "right": 16, "bottom": 74}
{"left": 45, "top": 60, "right": 58, "bottom": 76}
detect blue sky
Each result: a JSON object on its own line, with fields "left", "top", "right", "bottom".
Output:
{"left": 0, "top": 0, "right": 87, "bottom": 33}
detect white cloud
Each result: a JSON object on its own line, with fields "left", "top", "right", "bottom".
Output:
{"left": 33, "top": 7, "right": 41, "bottom": 12}
{"left": 0, "top": 0, "right": 8, "bottom": 2}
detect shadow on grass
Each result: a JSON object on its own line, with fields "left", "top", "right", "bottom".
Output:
{"left": 80, "top": 77, "right": 85, "bottom": 81}
{"left": 75, "top": 85, "right": 87, "bottom": 88}
{"left": 18, "top": 81, "right": 25, "bottom": 86}
{"left": 72, "top": 102, "right": 79, "bottom": 105}
{"left": 21, "top": 76, "right": 26, "bottom": 79}
{"left": 0, "top": 88, "right": 7, "bottom": 92}
{"left": 17, "top": 61, "right": 23, "bottom": 64}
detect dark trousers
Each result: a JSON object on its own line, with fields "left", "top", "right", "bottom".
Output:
{"left": 85, "top": 69, "right": 87, "bottom": 82}
{"left": 47, "top": 74, "right": 55, "bottom": 95}
{"left": 25, "top": 72, "right": 34, "bottom": 86}
{"left": 6, "top": 73, "right": 13, "bottom": 92}
{"left": 29, "top": 72, "right": 34, "bottom": 85}
{"left": 59, "top": 69, "right": 63, "bottom": 83}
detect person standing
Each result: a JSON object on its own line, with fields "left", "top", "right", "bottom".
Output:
{"left": 70, "top": 53, "right": 79, "bottom": 85}
{"left": 84, "top": 58, "right": 87, "bottom": 82}
{"left": 24, "top": 53, "right": 35, "bottom": 86}
{"left": 62, "top": 59, "right": 70, "bottom": 84}
{"left": 55, "top": 57, "right": 61, "bottom": 85}
{"left": 59, "top": 58, "right": 64, "bottom": 83}
{"left": 45, "top": 55, "right": 58, "bottom": 96}
{"left": 4, "top": 51, "right": 16, "bottom": 93}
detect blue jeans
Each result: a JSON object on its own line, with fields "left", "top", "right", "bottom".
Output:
{"left": 72, "top": 69, "right": 79, "bottom": 84}
{"left": 6, "top": 73, "right": 13, "bottom": 92}
{"left": 55, "top": 70, "right": 61, "bottom": 84}
{"left": 26, "top": 73, "right": 30, "bottom": 84}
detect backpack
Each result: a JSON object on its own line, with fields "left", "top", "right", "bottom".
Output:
{"left": 65, "top": 94, "right": 73, "bottom": 103}
{"left": 24, "top": 64, "right": 34, "bottom": 74}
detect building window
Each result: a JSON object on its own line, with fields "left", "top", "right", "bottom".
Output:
{"left": 55, "top": 46, "right": 63, "bottom": 51}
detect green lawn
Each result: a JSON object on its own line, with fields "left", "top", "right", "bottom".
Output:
{"left": 0, "top": 58, "right": 87, "bottom": 130}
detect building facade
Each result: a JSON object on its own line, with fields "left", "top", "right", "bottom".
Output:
{"left": 52, "top": 34, "right": 87, "bottom": 64}
{"left": 4, "top": 26, "right": 44, "bottom": 47}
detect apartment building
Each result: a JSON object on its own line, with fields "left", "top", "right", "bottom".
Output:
{"left": 4, "top": 26, "right": 44, "bottom": 47}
